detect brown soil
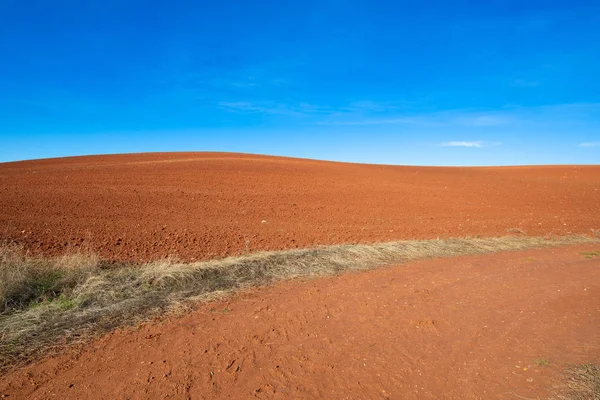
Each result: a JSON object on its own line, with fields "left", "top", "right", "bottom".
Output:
{"left": 1, "top": 153, "right": 599, "bottom": 262}
{"left": 1, "top": 244, "right": 599, "bottom": 399}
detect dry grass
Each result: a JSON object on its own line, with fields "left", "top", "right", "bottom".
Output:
{"left": 0, "top": 245, "right": 100, "bottom": 313}
{"left": 0, "top": 235, "right": 598, "bottom": 373}
{"left": 580, "top": 251, "right": 600, "bottom": 259}
{"left": 554, "top": 363, "right": 600, "bottom": 400}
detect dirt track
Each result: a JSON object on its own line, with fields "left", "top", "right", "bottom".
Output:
{"left": 1, "top": 244, "right": 599, "bottom": 399}
{"left": 1, "top": 153, "right": 599, "bottom": 261}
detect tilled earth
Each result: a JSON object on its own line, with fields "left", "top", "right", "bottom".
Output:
{"left": 1, "top": 152, "right": 599, "bottom": 261}
{"left": 1, "top": 244, "right": 599, "bottom": 399}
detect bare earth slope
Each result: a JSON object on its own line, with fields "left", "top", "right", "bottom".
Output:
{"left": 1, "top": 244, "right": 599, "bottom": 399}
{"left": 1, "top": 153, "right": 598, "bottom": 261}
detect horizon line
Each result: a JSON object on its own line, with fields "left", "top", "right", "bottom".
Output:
{"left": 1, "top": 150, "right": 599, "bottom": 168}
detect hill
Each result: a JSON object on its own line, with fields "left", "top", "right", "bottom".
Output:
{"left": 1, "top": 152, "right": 598, "bottom": 261}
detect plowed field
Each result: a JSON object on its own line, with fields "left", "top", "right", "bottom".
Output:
{"left": 1, "top": 153, "right": 598, "bottom": 261}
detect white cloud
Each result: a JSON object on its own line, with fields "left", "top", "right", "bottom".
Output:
{"left": 440, "top": 141, "right": 501, "bottom": 148}
{"left": 441, "top": 141, "right": 484, "bottom": 148}
{"left": 579, "top": 142, "right": 600, "bottom": 148}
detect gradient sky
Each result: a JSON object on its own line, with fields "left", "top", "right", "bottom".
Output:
{"left": 1, "top": 0, "right": 599, "bottom": 165}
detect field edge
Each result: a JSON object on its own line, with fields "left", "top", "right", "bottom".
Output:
{"left": 1, "top": 234, "right": 599, "bottom": 374}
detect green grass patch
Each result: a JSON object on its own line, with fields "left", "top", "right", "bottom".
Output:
{"left": 534, "top": 357, "right": 551, "bottom": 367}
{"left": 580, "top": 251, "right": 600, "bottom": 259}
{"left": 1, "top": 246, "right": 99, "bottom": 313}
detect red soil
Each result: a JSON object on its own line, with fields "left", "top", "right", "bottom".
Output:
{"left": 0, "top": 153, "right": 599, "bottom": 262}
{"left": 1, "top": 244, "right": 599, "bottom": 399}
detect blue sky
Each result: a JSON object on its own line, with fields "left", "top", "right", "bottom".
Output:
{"left": 1, "top": 0, "right": 599, "bottom": 165}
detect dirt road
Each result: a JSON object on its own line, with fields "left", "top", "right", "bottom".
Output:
{"left": 1, "top": 244, "right": 599, "bottom": 399}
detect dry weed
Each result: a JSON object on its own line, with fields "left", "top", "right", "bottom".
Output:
{"left": 0, "top": 235, "right": 597, "bottom": 373}
{"left": 553, "top": 363, "right": 600, "bottom": 400}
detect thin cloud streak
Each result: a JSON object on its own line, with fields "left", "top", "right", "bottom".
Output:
{"left": 318, "top": 117, "right": 426, "bottom": 126}
{"left": 451, "top": 115, "right": 512, "bottom": 127}
{"left": 579, "top": 142, "right": 600, "bottom": 147}
{"left": 512, "top": 79, "right": 540, "bottom": 87}
{"left": 441, "top": 141, "right": 484, "bottom": 148}
{"left": 217, "top": 101, "right": 331, "bottom": 116}
{"left": 319, "top": 109, "right": 514, "bottom": 127}
{"left": 440, "top": 141, "right": 501, "bottom": 148}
